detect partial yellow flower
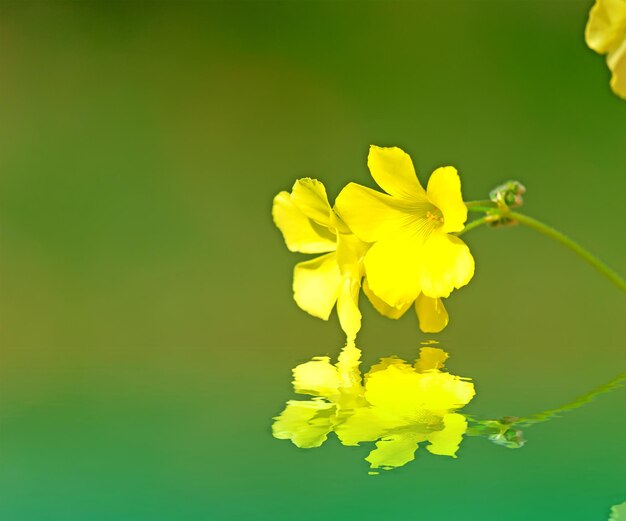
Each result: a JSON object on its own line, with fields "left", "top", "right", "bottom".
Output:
{"left": 335, "top": 146, "right": 474, "bottom": 331}
{"left": 363, "top": 279, "right": 450, "bottom": 333}
{"left": 336, "top": 346, "right": 475, "bottom": 472}
{"left": 610, "top": 500, "right": 626, "bottom": 520}
{"left": 586, "top": 0, "right": 626, "bottom": 99}
{"left": 272, "top": 178, "right": 368, "bottom": 342}
{"left": 272, "top": 345, "right": 475, "bottom": 472}
{"left": 272, "top": 344, "right": 365, "bottom": 448}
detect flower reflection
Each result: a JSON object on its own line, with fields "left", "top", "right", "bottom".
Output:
{"left": 272, "top": 343, "right": 366, "bottom": 449}
{"left": 272, "top": 343, "right": 475, "bottom": 473}
{"left": 610, "top": 501, "right": 626, "bottom": 520}
{"left": 273, "top": 345, "right": 626, "bottom": 473}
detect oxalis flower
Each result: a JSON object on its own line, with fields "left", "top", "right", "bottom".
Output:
{"left": 586, "top": 0, "right": 626, "bottom": 99}
{"left": 335, "top": 145, "right": 474, "bottom": 332}
{"left": 272, "top": 344, "right": 365, "bottom": 448}
{"left": 272, "top": 345, "right": 475, "bottom": 473}
{"left": 272, "top": 178, "right": 368, "bottom": 343}
{"left": 336, "top": 347, "right": 475, "bottom": 473}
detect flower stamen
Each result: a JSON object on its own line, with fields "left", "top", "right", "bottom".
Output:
{"left": 426, "top": 209, "right": 444, "bottom": 224}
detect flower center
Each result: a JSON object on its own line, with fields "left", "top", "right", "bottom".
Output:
{"left": 426, "top": 209, "right": 444, "bottom": 224}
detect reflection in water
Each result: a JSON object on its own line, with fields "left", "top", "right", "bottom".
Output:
{"left": 610, "top": 501, "right": 626, "bottom": 520}
{"left": 272, "top": 344, "right": 625, "bottom": 473}
{"left": 272, "top": 344, "right": 475, "bottom": 473}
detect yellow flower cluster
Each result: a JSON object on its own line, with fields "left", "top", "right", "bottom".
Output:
{"left": 272, "top": 145, "right": 475, "bottom": 342}
{"left": 272, "top": 345, "right": 475, "bottom": 472}
{"left": 586, "top": 0, "right": 626, "bottom": 99}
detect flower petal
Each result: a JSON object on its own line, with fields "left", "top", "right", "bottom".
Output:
{"left": 363, "top": 279, "right": 412, "bottom": 319}
{"left": 365, "top": 362, "right": 428, "bottom": 415}
{"left": 337, "top": 278, "right": 362, "bottom": 343}
{"left": 414, "top": 346, "right": 449, "bottom": 372}
{"left": 608, "top": 37, "right": 626, "bottom": 99}
{"left": 272, "top": 191, "right": 336, "bottom": 254}
{"left": 292, "top": 357, "right": 340, "bottom": 398}
{"left": 585, "top": 0, "right": 626, "bottom": 54}
{"left": 272, "top": 399, "right": 335, "bottom": 448}
{"left": 415, "top": 295, "right": 449, "bottom": 333}
{"left": 366, "top": 356, "right": 408, "bottom": 381}
{"left": 419, "top": 232, "right": 475, "bottom": 298}
{"left": 363, "top": 229, "right": 423, "bottom": 307}
{"left": 426, "top": 166, "right": 467, "bottom": 233}
{"left": 365, "top": 433, "right": 424, "bottom": 470}
{"left": 366, "top": 363, "right": 474, "bottom": 415}
{"left": 367, "top": 145, "right": 427, "bottom": 200}
{"left": 426, "top": 412, "right": 468, "bottom": 457}
{"left": 293, "top": 253, "right": 342, "bottom": 320}
{"left": 336, "top": 407, "right": 387, "bottom": 446}
{"left": 335, "top": 182, "right": 416, "bottom": 243}
{"left": 290, "top": 178, "right": 333, "bottom": 226}
{"left": 335, "top": 344, "right": 365, "bottom": 403}
{"left": 335, "top": 232, "right": 368, "bottom": 279}
{"left": 415, "top": 372, "right": 476, "bottom": 412}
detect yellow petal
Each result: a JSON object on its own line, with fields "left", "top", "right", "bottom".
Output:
{"left": 336, "top": 343, "right": 363, "bottom": 368}
{"left": 585, "top": 0, "right": 626, "bottom": 54}
{"left": 272, "top": 191, "right": 336, "bottom": 254}
{"left": 293, "top": 253, "right": 342, "bottom": 320}
{"left": 366, "top": 362, "right": 474, "bottom": 415}
{"left": 419, "top": 232, "right": 475, "bottom": 298}
{"left": 414, "top": 346, "right": 449, "bottom": 372}
{"left": 335, "top": 407, "right": 387, "bottom": 445}
{"left": 365, "top": 433, "right": 424, "bottom": 470}
{"left": 363, "top": 279, "right": 412, "bottom": 319}
{"left": 272, "top": 398, "right": 335, "bottom": 448}
{"left": 608, "top": 38, "right": 626, "bottom": 98}
{"left": 291, "top": 178, "right": 333, "bottom": 226}
{"left": 426, "top": 413, "right": 468, "bottom": 457}
{"left": 426, "top": 166, "right": 467, "bottom": 233}
{"left": 292, "top": 356, "right": 340, "bottom": 398}
{"left": 415, "top": 295, "right": 449, "bottom": 333}
{"left": 335, "top": 232, "right": 368, "bottom": 279}
{"left": 363, "top": 229, "right": 423, "bottom": 307}
{"left": 336, "top": 278, "right": 362, "bottom": 343}
{"left": 335, "top": 182, "right": 415, "bottom": 243}
{"left": 366, "top": 356, "right": 408, "bottom": 378}
{"left": 415, "top": 372, "right": 476, "bottom": 412}
{"left": 335, "top": 344, "right": 365, "bottom": 404}
{"left": 367, "top": 145, "right": 427, "bottom": 200}
{"left": 365, "top": 362, "right": 429, "bottom": 415}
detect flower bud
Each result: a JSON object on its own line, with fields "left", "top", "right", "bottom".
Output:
{"left": 489, "top": 180, "right": 527, "bottom": 209}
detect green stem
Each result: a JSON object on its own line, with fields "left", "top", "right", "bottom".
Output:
{"left": 506, "top": 211, "right": 626, "bottom": 293}
{"left": 466, "top": 371, "right": 626, "bottom": 445}
{"left": 465, "top": 199, "right": 496, "bottom": 208}
{"left": 515, "top": 372, "right": 626, "bottom": 427}
{"left": 460, "top": 205, "right": 626, "bottom": 293}
{"left": 457, "top": 216, "right": 493, "bottom": 236}
{"left": 467, "top": 206, "right": 496, "bottom": 213}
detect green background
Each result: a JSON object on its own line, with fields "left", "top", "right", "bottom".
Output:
{"left": 1, "top": 1, "right": 625, "bottom": 519}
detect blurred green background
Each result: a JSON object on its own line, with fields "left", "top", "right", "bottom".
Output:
{"left": 1, "top": 1, "right": 625, "bottom": 519}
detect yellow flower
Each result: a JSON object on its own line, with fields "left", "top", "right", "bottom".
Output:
{"left": 272, "top": 345, "right": 476, "bottom": 472}
{"left": 335, "top": 145, "right": 474, "bottom": 332}
{"left": 586, "top": 0, "right": 626, "bottom": 99}
{"left": 336, "top": 347, "right": 475, "bottom": 472}
{"left": 272, "top": 344, "right": 365, "bottom": 448}
{"left": 272, "top": 178, "right": 368, "bottom": 342}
